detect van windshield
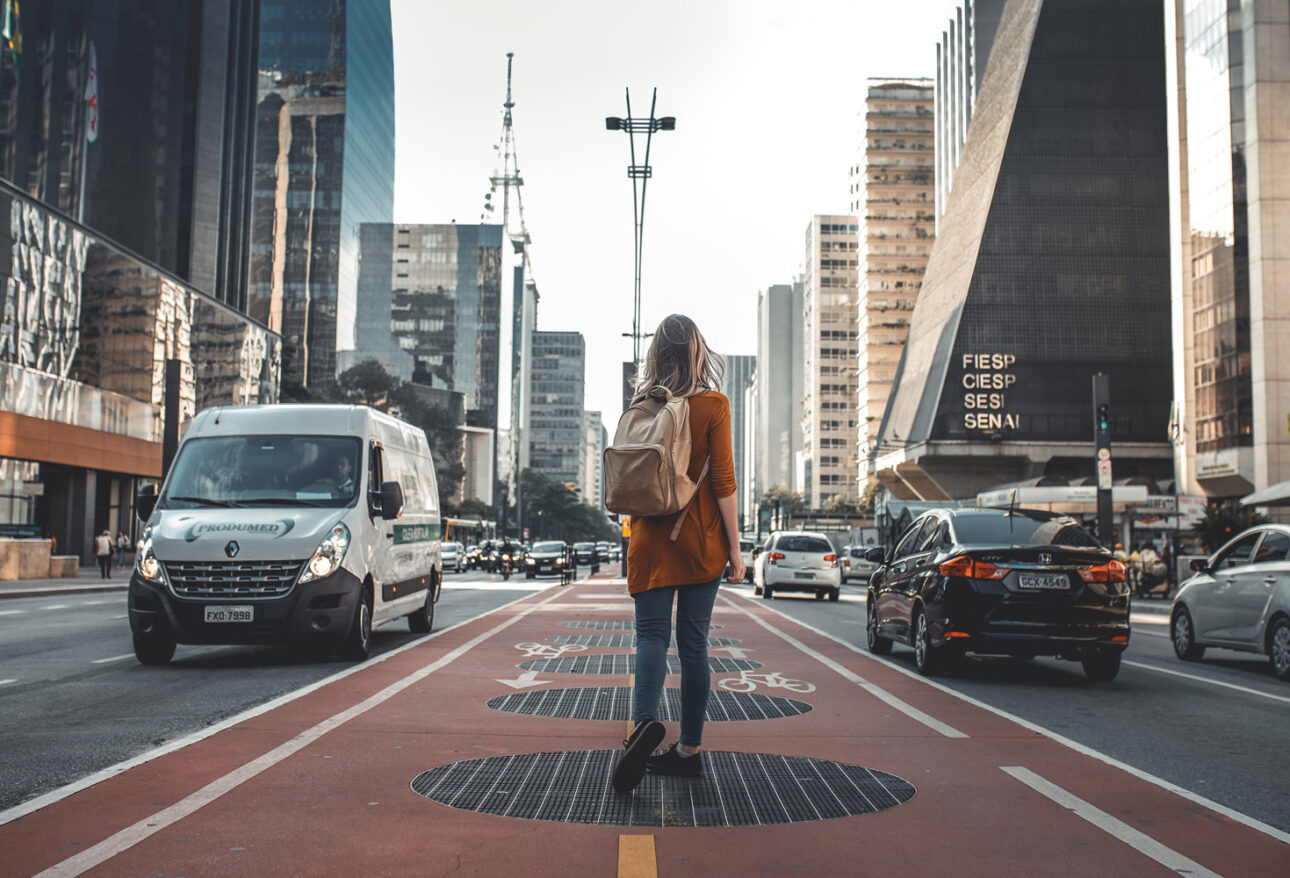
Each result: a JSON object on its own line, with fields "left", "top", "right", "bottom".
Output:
{"left": 162, "top": 436, "right": 363, "bottom": 509}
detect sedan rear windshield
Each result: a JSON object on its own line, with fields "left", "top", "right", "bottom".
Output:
{"left": 532, "top": 541, "right": 564, "bottom": 553}
{"left": 777, "top": 536, "right": 833, "bottom": 553}
{"left": 951, "top": 514, "right": 1100, "bottom": 548}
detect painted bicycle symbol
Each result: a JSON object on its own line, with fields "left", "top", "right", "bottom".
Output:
{"left": 717, "top": 670, "right": 815, "bottom": 694}
{"left": 515, "top": 642, "right": 589, "bottom": 659}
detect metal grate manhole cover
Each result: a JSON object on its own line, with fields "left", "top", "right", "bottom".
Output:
{"left": 548, "top": 634, "right": 740, "bottom": 648}
{"left": 561, "top": 620, "right": 723, "bottom": 630}
{"left": 521, "top": 656, "right": 759, "bottom": 675}
{"left": 487, "top": 687, "right": 811, "bottom": 721}
{"left": 411, "top": 750, "right": 914, "bottom": 826}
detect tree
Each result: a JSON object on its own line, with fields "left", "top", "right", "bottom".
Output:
{"left": 1195, "top": 500, "right": 1268, "bottom": 553}
{"left": 822, "top": 495, "right": 861, "bottom": 514}
{"left": 859, "top": 479, "right": 883, "bottom": 515}
{"left": 338, "top": 359, "right": 399, "bottom": 407}
{"left": 519, "top": 469, "right": 616, "bottom": 542}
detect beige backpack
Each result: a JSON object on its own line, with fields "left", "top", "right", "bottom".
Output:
{"left": 604, "top": 387, "right": 710, "bottom": 541}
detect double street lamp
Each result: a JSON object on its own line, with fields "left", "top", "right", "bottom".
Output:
{"left": 605, "top": 89, "right": 676, "bottom": 390}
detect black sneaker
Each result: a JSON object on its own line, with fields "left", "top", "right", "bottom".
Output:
{"left": 646, "top": 743, "right": 704, "bottom": 777}
{"left": 612, "top": 720, "right": 665, "bottom": 794}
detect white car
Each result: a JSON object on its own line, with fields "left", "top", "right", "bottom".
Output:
{"left": 441, "top": 542, "right": 464, "bottom": 573}
{"left": 752, "top": 531, "right": 842, "bottom": 601}
{"left": 841, "top": 545, "right": 879, "bottom": 585}
{"left": 1171, "top": 524, "right": 1290, "bottom": 681}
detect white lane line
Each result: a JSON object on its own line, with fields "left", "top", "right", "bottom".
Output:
{"left": 90, "top": 655, "right": 134, "bottom": 665}
{"left": 719, "top": 594, "right": 967, "bottom": 738}
{"left": 1130, "top": 613, "right": 1169, "bottom": 625}
{"left": 1001, "top": 767, "right": 1221, "bottom": 877}
{"left": 0, "top": 584, "right": 560, "bottom": 829}
{"left": 748, "top": 596, "right": 1290, "bottom": 847}
{"left": 0, "top": 679, "right": 16, "bottom": 686}
{"left": 0, "top": 610, "right": 25, "bottom": 616}
{"left": 1123, "top": 660, "right": 1290, "bottom": 705}
{"left": 30, "top": 585, "right": 567, "bottom": 878}
{"left": 1135, "top": 629, "right": 1170, "bottom": 639}
{"left": 40, "top": 604, "right": 70, "bottom": 611}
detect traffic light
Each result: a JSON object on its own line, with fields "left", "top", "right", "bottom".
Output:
{"left": 1097, "top": 404, "right": 1110, "bottom": 434}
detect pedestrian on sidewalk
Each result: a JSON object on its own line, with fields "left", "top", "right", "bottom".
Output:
{"left": 94, "top": 529, "right": 114, "bottom": 579}
{"left": 620, "top": 515, "right": 630, "bottom": 578}
{"left": 612, "top": 314, "right": 746, "bottom": 794}
{"left": 115, "top": 530, "right": 131, "bottom": 570}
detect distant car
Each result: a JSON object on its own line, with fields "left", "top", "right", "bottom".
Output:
{"left": 1170, "top": 524, "right": 1290, "bottom": 681}
{"left": 573, "top": 541, "right": 597, "bottom": 565}
{"left": 441, "top": 541, "right": 464, "bottom": 573}
{"left": 526, "top": 540, "right": 568, "bottom": 578}
{"left": 752, "top": 531, "right": 841, "bottom": 601}
{"left": 866, "top": 508, "right": 1129, "bottom": 680}
{"left": 842, "top": 545, "right": 878, "bottom": 585}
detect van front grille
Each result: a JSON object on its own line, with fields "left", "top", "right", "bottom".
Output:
{"left": 164, "top": 560, "right": 305, "bottom": 598}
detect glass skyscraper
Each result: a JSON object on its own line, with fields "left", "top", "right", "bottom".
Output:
{"left": 249, "top": 0, "right": 395, "bottom": 388}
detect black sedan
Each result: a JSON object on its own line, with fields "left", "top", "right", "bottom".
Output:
{"left": 573, "top": 541, "right": 598, "bottom": 565}
{"left": 865, "top": 508, "right": 1130, "bottom": 681}
{"left": 525, "top": 540, "right": 568, "bottom": 578}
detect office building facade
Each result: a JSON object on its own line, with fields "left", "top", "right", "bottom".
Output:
{"left": 580, "top": 411, "right": 606, "bottom": 509}
{"left": 756, "top": 281, "right": 804, "bottom": 499}
{"left": 722, "top": 354, "right": 755, "bottom": 526}
{"left": 528, "top": 331, "right": 585, "bottom": 486}
{"left": 801, "top": 217, "right": 860, "bottom": 507}
{"left": 354, "top": 223, "right": 503, "bottom": 427}
{"left": 1166, "top": 0, "right": 1290, "bottom": 498}
{"left": 249, "top": 0, "right": 395, "bottom": 388}
{"left": 854, "top": 79, "right": 935, "bottom": 477}
{"left": 873, "top": 0, "right": 1174, "bottom": 502}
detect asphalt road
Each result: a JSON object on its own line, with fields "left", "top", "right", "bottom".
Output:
{"left": 725, "top": 580, "right": 1290, "bottom": 834}
{"left": 0, "top": 570, "right": 558, "bottom": 813}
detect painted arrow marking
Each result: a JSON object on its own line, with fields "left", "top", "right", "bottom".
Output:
{"left": 496, "top": 670, "right": 553, "bottom": 689}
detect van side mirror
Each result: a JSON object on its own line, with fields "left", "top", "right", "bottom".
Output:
{"left": 378, "top": 481, "right": 404, "bottom": 520}
{"left": 864, "top": 546, "right": 886, "bottom": 564}
{"left": 1189, "top": 558, "right": 1210, "bottom": 574}
{"left": 136, "top": 483, "right": 158, "bottom": 521}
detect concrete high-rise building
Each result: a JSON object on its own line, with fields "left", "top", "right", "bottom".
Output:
{"left": 802, "top": 217, "right": 860, "bottom": 507}
{"left": 1166, "top": 0, "right": 1290, "bottom": 499}
{"left": 529, "top": 331, "right": 585, "bottom": 486}
{"left": 249, "top": 0, "right": 395, "bottom": 389}
{"left": 580, "top": 411, "right": 606, "bottom": 509}
{"left": 742, "top": 379, "right": 760, "bottom": 531}
{"left": 854, "top": 79, "right": 936, "bottom": 479}
{"left": 353, "top": 223, "right": 503, "bottom": 428}
{"left": 756, "top": 282, "right": 805, "bottom": 499}
{"left": 722, "top": 354, "right": 755, "bottom": 525}
{"left": 934, "top": 0, "right": 1006, "bottom": 225}
{"left": 874, "top": 0, "right": 1174, "bottom": 502}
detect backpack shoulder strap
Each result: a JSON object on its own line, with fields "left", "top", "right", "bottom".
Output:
{"left": 668, "top": 456, "right": 711, "bottom": 541}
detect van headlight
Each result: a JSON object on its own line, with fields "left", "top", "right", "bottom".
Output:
{"left": 135, "top": 536, "right": 165, "bottom": 584}
{"left": 299, "top": 523, "right": 350, "bottom": 584}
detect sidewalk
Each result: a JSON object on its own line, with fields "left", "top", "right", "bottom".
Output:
{"left": 2, "top": 572, "right": 1285, "bottom": 877}
{"left": 0, "top": 567, "right": 128, "bottom": 599}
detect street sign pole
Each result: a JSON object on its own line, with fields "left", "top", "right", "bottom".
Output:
{"left": 1093, "top": 373, "right": 1113, "bottom": 546}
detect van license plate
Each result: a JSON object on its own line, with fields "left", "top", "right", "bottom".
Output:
{"left": 1017, "top": 574, "right": 1067, "bottom": 590}
{"left": 205, "top": 605, "right": 253, "bottom": 623}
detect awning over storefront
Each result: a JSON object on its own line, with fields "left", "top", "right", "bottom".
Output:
{"left": 1240, "top": 479, "right": 1290, "bottom": 507}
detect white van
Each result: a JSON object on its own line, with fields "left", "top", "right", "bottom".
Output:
{"left": 128, "top": 404, "right": 442, "bottom": 665}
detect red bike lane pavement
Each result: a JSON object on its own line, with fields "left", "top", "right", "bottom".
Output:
{"left": 2, "top": 577, "right": 1287, "bottom": 877}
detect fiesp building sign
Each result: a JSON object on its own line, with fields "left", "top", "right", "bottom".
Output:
{"left": 962, "top": 353, "right": 1019, "bottom": 432}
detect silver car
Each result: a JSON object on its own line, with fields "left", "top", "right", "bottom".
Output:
{"left": 1171, "top": 524, "right": 1290, "bottom": 681}
{"left": 752, "top": 530, "right": 842, "bottom": 601}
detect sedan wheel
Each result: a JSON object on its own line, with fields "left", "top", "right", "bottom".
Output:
{"left": 866, "top": 598, "right": 892, "bottom": 655}
{"left": 1171, "top": 607, "right": 1205, "bottom": 662}
{"left": 1269, "top": 617, "right": 1290, "bottom": 682}
{"left": 913, "top": 610, "right": 941, "bottom": 675}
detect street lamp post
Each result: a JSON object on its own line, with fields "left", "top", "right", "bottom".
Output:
{"left": 605, "top": 89, "right": 676, "bottom": 390}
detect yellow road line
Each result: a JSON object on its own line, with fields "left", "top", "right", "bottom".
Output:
{"left": 617, "top": 834, "right": 657, "bottom": 878}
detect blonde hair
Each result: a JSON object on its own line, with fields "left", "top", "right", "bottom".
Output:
{"left": 632, "top": 314, "right": 725, "bottom": 404}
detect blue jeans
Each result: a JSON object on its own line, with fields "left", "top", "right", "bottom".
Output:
{"left": 632, "top": 578, "right": 721, "bottom": 748}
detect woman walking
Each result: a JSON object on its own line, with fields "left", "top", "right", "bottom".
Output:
{"left": 612, "top": 314, "right": 746, "bottom": 794}
{"left": 94, "top": 529, "right": 114, "bottom": 579}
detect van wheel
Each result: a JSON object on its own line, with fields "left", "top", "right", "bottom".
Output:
{"left": 133, "top": 631, "right": 176, "bottom": 666}
{"left": 409, "top": 577, "right": 436, "bottom": 634}
{"left": 338, "top": 589, "right": 372, "bottom": 661}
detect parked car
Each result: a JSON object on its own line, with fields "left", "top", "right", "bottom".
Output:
{"left": 842, "top": 545, "right": 879, "bottom": 585}
{"left": 525, "top": 540, "right": 568, "bottom": 578}
{"left": 865, "top": 508, "right": 1129, "bottom": 680}
{"left": 1170, "top": 524, "right": 1290, "bottom": 681}
{"left": 441, "top": 541, "right": 464, "bottom": 573}
{"left": 752, "top": 531, "right": 841, "bottom": 601}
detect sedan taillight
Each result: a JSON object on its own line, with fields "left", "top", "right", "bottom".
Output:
{"left": 939, "top": 555, "right": 1007, "bottom": 580}
{"left": 768, "top": 551, "right": 785, "bottom": 565}
{"left": 1079, "top": 560, "right": 1127, "bottom": 583}
{"left": 824, "top": 554, "right": 838, "bottom": 567}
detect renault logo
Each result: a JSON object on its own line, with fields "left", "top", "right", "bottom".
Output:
{"left": 1038, "top": 552, "right": 1052, "bottom": 565}
{"left": 225, "top": 540, "right": 240, "bottom": 558}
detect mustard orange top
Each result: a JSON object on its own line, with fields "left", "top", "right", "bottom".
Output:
{"left": 626, "top": 391, "right": 736, "bottom": 595}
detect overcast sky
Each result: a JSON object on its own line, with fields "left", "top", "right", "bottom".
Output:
{"left": 390, "top": 0, "right": 958, "bottom": 425}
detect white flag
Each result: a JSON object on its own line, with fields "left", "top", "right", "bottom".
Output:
{"left": 84, "top": 41, "right": 98, "bottom": 142}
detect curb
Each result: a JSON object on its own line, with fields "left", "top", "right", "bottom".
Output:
{"left": 0, "top": 584, "right": 129, "bottom": 600}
